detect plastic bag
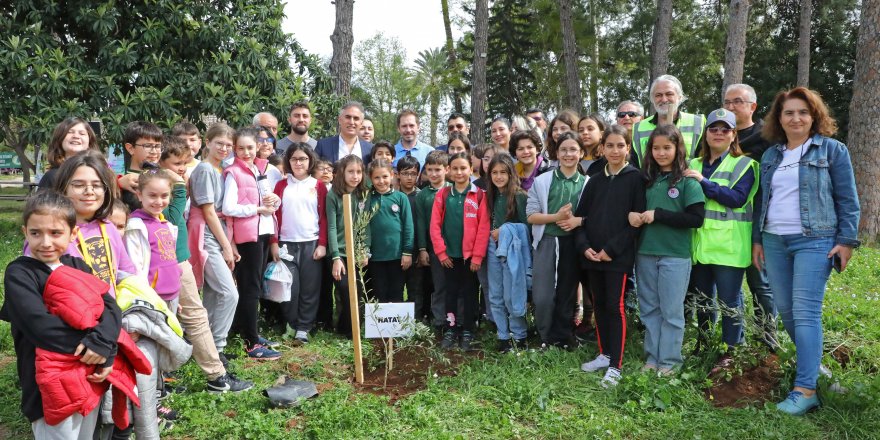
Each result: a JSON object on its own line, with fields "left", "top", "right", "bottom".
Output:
{"left": 263, "top": 261, "right": 292, "bottom": 303}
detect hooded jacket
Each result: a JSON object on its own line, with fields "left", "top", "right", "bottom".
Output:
{"left": 430, "top": 184, "right": 491, "bottom": 265}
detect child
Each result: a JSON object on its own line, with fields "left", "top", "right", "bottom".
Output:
{"left": 187, "top": 123, "right": 239, "bottom": 364}
{"left": 120, "top": 121, "right": 164, "bottom": 211}
{"left": 223, "top": 126, "right": 282, "bottom": 359}
{"left": 172, "top": 120, "right": 202, "bottom": 179}
{"left": 446, "top": 132, "right": 471, "bottom": 156}
{"left": 1, "top": 191, "right": 122, "bottom": 438}
{"left": 575, "top": 125, "right": 646, "bottom": 388}
{"left": 510, "top": 130, "right": 549, "bottom": 191}
{"left": 473, "top": 144, "right": 502, "bottom": 190}
{"left": 327, "top": 155, "right": 371, "bottom": 338}
{"left": 526, "top": 132, "right": 588, "bottom": 351}
{"left": 366, "top": 159, "right": 414, "bottom": 302}
{"left": 314, "top": 159, "right": 334, "bottom": 187}
{"left": 577, "top": 114, "right": 606, "bottom": 170}
{"left": 486, "top": 153, "right": 530, "bottom": 352}
{"left": 430, "top": 152, "right": 489, "bottom": 350}
{"left": 415, "top": 151, "right": 451, "bottom": 331}
{"left": 313, "top": 158, "right": 336, "bottom": 330}
{"left": 396, "top": 156, "right": 426, "bottom": 320}
{"left": 371, "top": 140, "right": 396, "bottom": 164}
{"left": 39, "top": 117, "right": 100, "bottom": 189}
{"left": 631, "top": 124, "right": 705, "bottom": 374}
{"left": 272, "top": 142, "right": 328, "bottom": 346}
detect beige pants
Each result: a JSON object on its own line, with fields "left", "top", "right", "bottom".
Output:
{"left": 177, "top": 260, "right": 225, "bottom": 380}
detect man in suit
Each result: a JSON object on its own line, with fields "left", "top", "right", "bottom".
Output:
{"left": 315, "top": 101, "right": 373, "bottom": 165}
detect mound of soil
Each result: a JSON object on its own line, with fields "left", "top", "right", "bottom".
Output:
{"left": 705, "top": 354, "right": 782, "bottom": 408}
{"left": 353, "top": 342, "right": 477, "bottom": 403}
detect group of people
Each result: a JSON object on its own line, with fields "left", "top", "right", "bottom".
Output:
{"left": 0, "top": 74, "right": 861, "bottom": 439}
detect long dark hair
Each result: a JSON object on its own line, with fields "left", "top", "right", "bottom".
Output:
{"left": 331, "top": 155, "right": 367, "bottom": 197}
{"left": 485, "top": 153, "right": 525, "bottom": 223}
{"left": 53, "top": 150, "right": 118, "bottom": 221}
{"left": 643, "top": 124, "right": 688, "bottom": 188}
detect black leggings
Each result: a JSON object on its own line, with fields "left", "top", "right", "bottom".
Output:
{"left": 588, "top": 270, "right": 628, "bottom": 369}
{"left": 232, "top": 234, "right": 270, "bottom": 347}
{"left": 443, "top": 258, "right": 479, "bottom": 331}
{"left": 366, "top": 260, "right": 404, "bottom": 302}
{"left": 334, "top": 257, "right": 365, "bottom": 337}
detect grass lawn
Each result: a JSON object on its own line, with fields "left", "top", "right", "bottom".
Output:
{"left": 0, "top": 200, "right": 878, "bottom": 438}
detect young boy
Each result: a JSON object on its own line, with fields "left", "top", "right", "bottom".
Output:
{"left": 171, "top": 121, "right": 203, "bottom": 179}
{"left": 414, "top": 151, "right": 451, "bottom": 331}
{"left": 312, "top": 159, "right": 335, "bottom": 331}
{"left": 371, "top": 141, "right": 396, "bottom": 164}
{"left": 396, "top": 156, "right": 427, "bottom": 321}
{"left": 120, "top": 121, "right": 164, "bottom": 211}
{"left": 2, "top": 191, "right": 121, "bottom": 438}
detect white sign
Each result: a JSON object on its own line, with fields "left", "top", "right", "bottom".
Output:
{"left": 364, "top": 303, "right": 415, "bottom": 339}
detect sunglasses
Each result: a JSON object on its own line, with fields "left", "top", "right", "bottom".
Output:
{"left": 617, "top": 111, "right": 641, "bottom": 119}
{"left": 707, "top": 127, "right": 734, "bottom": 134}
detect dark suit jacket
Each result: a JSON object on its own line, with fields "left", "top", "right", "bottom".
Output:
{"left": 315, "top": 135, "right": 373, "bottom": 166}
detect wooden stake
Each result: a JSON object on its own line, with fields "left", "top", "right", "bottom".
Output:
{"left": 342, "top": 194, "right": 364, "bottom": 384}
{"left": 387, "top": 338, "right": 394, "bottom": 372}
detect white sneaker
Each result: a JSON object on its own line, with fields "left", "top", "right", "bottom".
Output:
{"left": 581, "top": 354, "right": 610, "bottom": 372}
{"left": 601, "top": 367, "right": 621, "bottom": 388}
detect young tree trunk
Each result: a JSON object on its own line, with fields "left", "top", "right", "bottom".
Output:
{"left": 848, "top": 0, "right": 880, "bottom": 242}
{"left": 441, "top": 0, "right": 463, "bottom": 113}
{"left": 429, "top": 91, "right": 440, "bottom": 146}
{"left": 471, "top": 0, "right": 489, "bottom": 145}
{"left": 797, "top": 0, "right": 812, "bottom": 87}
{"left": 330, "top": 0, "right": 355, "bottom": 98}
{"left": 589, "top": 0, "right": 599, "bottom": 114}
{"left": 0, "top": 122, "right": 34, "bottom": 182}
{"left": 649, "top": 0, "right": 673, "bottom": 83}
{"left": 722, "top": 0, "right": 750, "bottom": 93}
{"left": 558, "top": 0, "right": 583, "bottom": 113}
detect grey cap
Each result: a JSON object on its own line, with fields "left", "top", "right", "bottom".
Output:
{"left": 706, "top": 108, "right": 736, "bottom": 129}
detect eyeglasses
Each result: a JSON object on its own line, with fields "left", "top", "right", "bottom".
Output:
{"left": 318, "top": 166, "right": 333, "bottom": 173}
{"left": 723, "top": 99, "right": 752, "bottom": 107}
{"left": 135, "top": 143, "right": 162, "bottom": 151}
{"left": 707, "top": 127, "right": 735, "bottom": 134}
{"left": 69, "top": 181, "right": 106, "bottom": 194}
{"left": 257, "top": 137, "right": 274, "bottom": 144}
{"left": 290, "top": 157, "right": 310, "bottom": 163}
{"left": 617, "top": 111, "right": 641, "bottom": 119}
{"left": 399, "top": 171, "right": 419, "bottom": 178}
{"left": 447, "top": 124, "right": 466, "bottom": 131}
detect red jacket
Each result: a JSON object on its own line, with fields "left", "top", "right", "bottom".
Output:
{"left": 429, "top": 185, "right": 490, "bottom": 265}
{"left": 36, "top": 266, "right": 151, "bottom": 427}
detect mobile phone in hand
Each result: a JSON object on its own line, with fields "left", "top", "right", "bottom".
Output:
{"left": 831, "top": 254, "right": 842, "bottom": 273}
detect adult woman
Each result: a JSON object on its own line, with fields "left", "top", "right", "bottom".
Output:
{"left": 682, "top": 109, "right": 758, "bottom": 366}
{"left": 752, "top": 87, "right": 859, "bottom": 416}
{"left": 256, "top": 125, "right": 284, "bottom": 187}
{"left": 490, "top": 117, "right": 512, "bottom": 151}
{"left": 40, "top": 117, "right": 100, "bottom": 189}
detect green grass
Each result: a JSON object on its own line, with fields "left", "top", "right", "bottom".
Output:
{"left": 1, "top": 198, "right": 879, "bottom": 438}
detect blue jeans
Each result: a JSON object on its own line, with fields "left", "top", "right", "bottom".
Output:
{"left": 690, "top": 264, "right": 745, "bottom": 347}
{"left": 487, "top": 239, "right": 528, "bottom": 340}
{"left": 762, "top": 233, "right": 833, "bottom": 390}
{"left": 636, "top": 255, "right": 691, "bottom": 369}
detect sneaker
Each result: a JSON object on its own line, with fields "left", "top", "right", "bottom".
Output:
{"left": 156, "top": 387, "right": 169, "bottom": 401}
{"left": 776, "top": 391, "right": 820, "bottom": 416}
{"left": 658, "top": 367, "right": 676, "bottom": 377}
{"left": 207, "top": 373, "right": 255, "bottom": 393}
{"left": 156, "top": 405, "right": 178, "bottom": 421}
{"left": 257, "top": 336, "right": 281, "bottom": 348}
{"left": 601, "top": 367, "right": 621, "bottom": 388}
{"left": 581, "top": 354, "right": 611, "bottom": 372}
{"left": 441, "top": 328, "right": 457, "bottom": 350}
{"left": 514, "top": 338, "right": 528, "bottom": 350}
{"left": 163, "top": 371, "right": 179, "bottom": 384}
{"left": 291, "top": 330, "right": 309, "bottom": 346}
{"left": 158, "top": 418, "right": 174, "bottom": 432}
{"left": 246, "top": 344, "right": 282, "bottom": 360}
{"left": 641, "top": 363, "right": 657, "bottom": 373}
{"left": 497, "top": 339, "right": 512, "bottom": 354}
{"left": 460, "top": 331, "right": 474, "bottom": 351}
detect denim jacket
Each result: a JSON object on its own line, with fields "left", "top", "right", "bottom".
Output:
{"left": 752, "top": 134, "right": 860, "bottom": 247}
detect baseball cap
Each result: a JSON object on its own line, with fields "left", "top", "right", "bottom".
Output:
{"left": 706, "top": 108, "right": 736, "bottom": 129}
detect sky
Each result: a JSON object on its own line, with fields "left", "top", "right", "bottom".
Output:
{"left": 282, "top": 0, "right": 458, "bottom": 67}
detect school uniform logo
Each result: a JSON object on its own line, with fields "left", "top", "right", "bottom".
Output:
{"left": 465, "top": 199, "right": 480, "bottom": 210}
{"left": 668, "top": 187, "right": 680, "bottom": 199}
{"left": 391, "top": 203, "right": 400, "bottom": 213}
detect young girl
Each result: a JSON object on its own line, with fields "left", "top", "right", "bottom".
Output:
{"left": 187, "top": 123, "right": 239, "bottom": 363}
{"left": 578, "top": 114, "right": 606, "bottom": 170}
{"left": 473, "top": 144, "right": 502, "bottom": 190}
{"left": 631, "top": 125, "right": 705, "bottom": 374}
{"left": 327, "top": 155, "right": 371, "bottom": 338}
{"left": 510, "top": 130, "right": 549, "bottom": 191}
{"left": 682, "top": 109, "right": 758, "bottom": 370}
{"left": 366, "top": 159, "right": 414, "bottom": 303}
{"left": 430, "top": 153, "right": 490, "bottom": 350}
{"left": 271, "top": 142, "right": 328, "bottom": 346}
{"left": 2, "top": 191, "right": 121, "bottom": 438}
{"left": 51, "top": 150, "right": 137, "bottom": 296}
{"left": 40, "top": 117, "right": 100, "bottom": 189}
{"left": 485, "top": 154, "right": 530, "bottom": 352}
{"left": 575, "top": 125, "right": 646, "bottom": 388}
{"left": 223, "top": 126, "right": 281, "bottom": 359}
{"left": 446, "top": 132, "right": 471, "bottom": 156}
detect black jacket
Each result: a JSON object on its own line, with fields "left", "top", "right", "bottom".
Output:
{"left": 0, "top": 255, "right": 121, "bottom": 422}
{"left": 738, "top": 119, "right": 771, "bottom": 161}
{"left": 574, "top": 164, "right": 647, "bottom": 272}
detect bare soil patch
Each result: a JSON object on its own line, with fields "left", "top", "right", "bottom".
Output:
{"left": 705, "top": 354, "right": 782, "bottom": 408}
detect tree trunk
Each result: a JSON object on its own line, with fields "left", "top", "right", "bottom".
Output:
{"left": 722, "top": 0, "right": 750, "bottom": 93}
{"left": 649, "top": 0, "right": 673, "bottom": 83}
{"left": 848, "top": 0, "right": 880, "bottom": 242}
{"left": 558, "top": 0, "right": 583, "bottom": 113}
{"left": 429, "top": 91, "right": 440, "bottom": 146}
{"left": 471, "top": 0, "right": 489, "bottom": 145}
{"left": 797, "top": 0, "right": 812, "bottom": 87}
{"left": 330, "top": 0, "right": 355, "bottom": 98}
{"left": 441, "top": 0, "right": 463, "bottom": 113}
{"left": 0, "top": 121, "right": 35, "bottom": 182}
{"left": 589, "top": 0, "right": 599, "bottom": 113}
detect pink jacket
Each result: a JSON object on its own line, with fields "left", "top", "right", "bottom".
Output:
{"left": 223, "top": 158, "right": 270, "bottom": 244}
{"left": 429, "top": 185, "right": 490, "bottom": 265}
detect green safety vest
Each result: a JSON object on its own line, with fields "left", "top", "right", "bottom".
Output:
{"left": 631, "top": 112, "right": 706, "bottom": 166}
{"left": 689, "top": 154, "right": 758, "bottom": 268}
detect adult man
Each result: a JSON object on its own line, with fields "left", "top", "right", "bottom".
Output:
{"left": 393, "top": 109, "right": 434, "bottom": 167}
{"left": 615, "top": 100, "right": 645, "bottom": 130}
{"left": 436, "top": 113, "right": 470, "bottom": 152}
{"left": 359, "top": 117, "right": 375, "bottom": 143}
{"left": 315, "top": 101, "right": 373, "bottom": 165}
{"left": 724, "top": 83, "right": 777, "bottom": 349}
{"left": 630, "top": 75, "right": 706, "bottom": 168}
{"left": 276, "top": 101, "right": 317, "bottom": 155}
{"left": 526, "top": 108, "right": 548, "bottom": 132}
{"left": 252, "top": 112, "right": 279, "bottom": 138}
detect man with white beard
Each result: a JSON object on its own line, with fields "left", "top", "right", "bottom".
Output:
{"left": 630, "top": 75, "right": 706, "bottom": 168}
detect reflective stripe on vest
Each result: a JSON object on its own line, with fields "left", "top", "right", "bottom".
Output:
{"left": 632, "top": 112, "right": 705, "bottom": 165}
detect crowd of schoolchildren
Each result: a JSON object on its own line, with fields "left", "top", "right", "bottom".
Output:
{"left": 0, "top": 79, "right": 861, "bottom": 438}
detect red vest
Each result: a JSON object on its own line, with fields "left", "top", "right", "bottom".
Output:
{"left": 222, "top": 158, "right": 270, "bottom": 244}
